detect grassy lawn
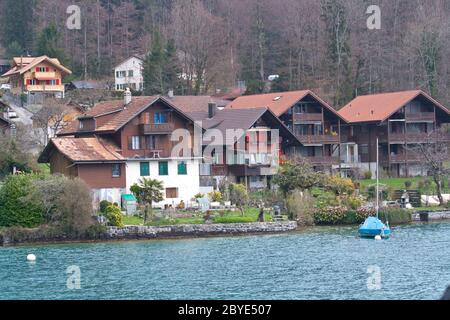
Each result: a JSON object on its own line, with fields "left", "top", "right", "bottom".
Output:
{"left": 122, "top": 207, "right": 276, "bottom": 226}
{"left": 358, "top": 177, "right": 450, "bottom": 195}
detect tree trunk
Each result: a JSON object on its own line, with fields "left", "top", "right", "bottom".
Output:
{"left": 433, "top": 174, "right": 444, "bottom": 206}
{"left": 143, "top": 204, "right": 149, "bottom": 224}
{"left": 239, "top": 206, "right": 244, "bottom": 217}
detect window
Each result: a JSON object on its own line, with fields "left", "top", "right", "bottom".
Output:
{"left": 159, "top": 161, "right": 169, "bottom": 176}
{"left": 112, "top": 164, "right": 121, "bottom": 177}
{"left": 140, "top": 162, "right": 150, "bottom": 176}
{"left": 79, "top": 121, "right": 84, "bottom": 130}
{"left": 147, "top": 135, "right": 158, "bottom": 150}
{"left": 154, "top": 112, "right": 167, "bottom": 124}
{"left": 359, "top": 144, "right": 369, "bottom": 155}
{"left": 36, "top": 67, "right": 47, "bottom": 72}
{"left": 129, "top": 136, "right": 140, "bottom": 150}
{"left": 116, "top": 71, "right": 126, "bottom": 78}
{"left": 128, "top": 70, "right": 134, "bottom": 77}
{"left": 166, "top": 188, "right": 178, "bottom": 199}
{"left": 178, "top": 161, "right": 187, "bottom": 175}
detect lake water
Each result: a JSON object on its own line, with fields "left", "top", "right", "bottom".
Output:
{"left": 1, "top": 222, "right": 449, "bottom": 300}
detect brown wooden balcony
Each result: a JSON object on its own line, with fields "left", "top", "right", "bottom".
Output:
{"left": 405, "top": 112, "right": 435, "bottom": 122}
{"left": 306, "top": 156, "right": 340, "bottom": 166}
{"left": 388, "top": 153, "right": 421, "bottom": 163}
{"left": 298, "top": 134, "right": 340, "bottom": 145}
{"left": 293, "top": 113, "right": 323, "bottom": 122}
{"left": 139, "top": 123, "right": 174, "bottom": 135}
{"left": 389, "top": 132, "right": 433, "bottom": 143}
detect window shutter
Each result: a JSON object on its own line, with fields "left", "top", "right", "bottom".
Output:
{"left": 36, "top": 67, "right": 39, "bottom": 72}
{"left": 46, "top": 67, "right": 49, "bottom": 72}
{"left": 128, "top": 136, "right": 132, "bottom": 150}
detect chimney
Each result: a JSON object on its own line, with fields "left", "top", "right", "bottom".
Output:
{"left": 168, "top": 89, "right": 174, "bottom": 98}
{"left": 208, "top": 102, "right": 217, "bottom": 119}
{"left": 124, "top": 87, "right": 132, "bottom": 106}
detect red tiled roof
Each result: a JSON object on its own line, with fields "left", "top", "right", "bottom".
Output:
{"left": 39, "top": 136, "right": 124, "bottom": 163}
{"left": 1, "top": 56, "right": 72, "bottom": 78}
{"left": 338, "top": 90, "right": 450, "bottom": 123}
{"left": 226, "top": 90, "right": 345, "bottom": 121}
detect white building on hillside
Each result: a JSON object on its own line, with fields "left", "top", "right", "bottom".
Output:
{"left": 114, "top": 55, "right": 144, "bottom": 92}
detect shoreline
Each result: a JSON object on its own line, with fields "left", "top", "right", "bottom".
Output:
{"left": 2, "top": 212, "right": 450, "bottom": 247}
{"left": 0, "top": 221, "right": 298, "bottom": 247}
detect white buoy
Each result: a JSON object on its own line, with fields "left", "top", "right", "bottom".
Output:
{"left": 27, "top": 254, "right": 36, "bottom": 262}
{"left": 374, "top": 235, "right": 382, "bottom": 241}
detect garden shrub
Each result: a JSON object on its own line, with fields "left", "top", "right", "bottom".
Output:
{"left": 0, "top": 174, "right": 44, "bottom": 228}
{"left": 404, "top": 181, "right": 412, "bottom": 189}
{"left": 314, "top": 207, "right": 347, "bottom": 225}
{"left": 326, "top": 176, "right": 355, "bottom": 196}
{"left": 364, "top": 171, "right": 372, "bottom": 180}
{"left": 208, "top": 191, "right": 222, "bottom": 202}
{"left": 286, "top": 190, "right": 314, "bottom": 226}
{"left": 311, "top": 188, "right": 338, "bottom": 208}
{"left": 99, "top": 200, "right": 112, "bottom": 213}
{"left": 379, "top": 208, "right": 412, "bottom": 225}
{"left": 104, "top": 205, "right": 124, "bottom": 227}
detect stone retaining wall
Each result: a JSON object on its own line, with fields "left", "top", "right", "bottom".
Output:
{"left": 106, "top": 222, "right": 298, "bottom": 240}
{"left": 412, "top": 211, "right": 450, "bottom": 222}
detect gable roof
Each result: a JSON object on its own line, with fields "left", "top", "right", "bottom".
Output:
{"left": 225, "top": 90, "right": 346, "bottom": 121}
{"left": 38, "top": 136, "right": 124, "bottom": 164}
{"left": 114, "top": 54, "right": 145, "bottom": 69}
{"left": 1, "top": 56, "right": 72, "bottom": 78}
{"left": 68, "top": 80, "right": 107, "bottom": 90}
{"left": 338, "top": 90, "right": 450, "bottom": 123}
{"left": 58, "top": 96, "right": 199, "bottom": 136}
{"left": 191, "top": 107, "right": 301, "bottom": 146}
{"left": 167, "top": 96, "right": 229, "bottom": 113}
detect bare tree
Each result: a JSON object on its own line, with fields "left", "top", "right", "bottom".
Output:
{"left": 32, "top": 98, "right": 72, "bottom": 147}
{"left": 412, "top": 128, "right": 450, "bottom": 205}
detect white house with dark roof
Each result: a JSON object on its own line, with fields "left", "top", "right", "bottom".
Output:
{"left": 114, "top": 55, "right": 144, "bottom": 92}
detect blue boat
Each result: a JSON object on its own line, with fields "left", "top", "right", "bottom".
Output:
{"left": 359, "top": 216, "right": 391, "bottom": 238}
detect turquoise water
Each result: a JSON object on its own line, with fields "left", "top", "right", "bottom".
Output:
{"left": 1, "top": 222, "right": 449, "bottom": 300}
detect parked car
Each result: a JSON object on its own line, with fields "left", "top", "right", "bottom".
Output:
{"left": 0, "top": 84, "right": 11, "bottom": 91}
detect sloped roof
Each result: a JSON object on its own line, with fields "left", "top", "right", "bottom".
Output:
{"left": 1, "top": 56, "right": 72, "bottom": 78}
{"left": 58, "top": 96, "right": 200, "bottom": 136}
{"left": 167, "top": 96, "right": 229, "bottom": 113}
{"left": 68, "top": 80, "right": 107, "bottom": 90}
{"left": 226, "top": 90, "right": 345, "bottom": 122}
{"left": 0, "top": 115, "right": 11, "bottom": 125}
{"left": 193, "top": 107, "right": 301, "bottom": 146}
{"left": 38, "top": 136, "right": 124, "bottom": 163}
{"left": 338, "top": 90, "right": 450, "bottom": 123}
{"left": 114, "top": 54, "right": 145, "bottom": 69}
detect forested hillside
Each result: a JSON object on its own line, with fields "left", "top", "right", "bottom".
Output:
{"left": 1, "top": 0, "right": 450, "bottom": 107}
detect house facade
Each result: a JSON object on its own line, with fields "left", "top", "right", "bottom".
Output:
{"left": 338, "top": 90, "right": 450, "bottom": 177}
{"left": 226, "top": 90, "right": 347, "bottom": 173}
{"left": 39, "top": 92, "right": 202, "bottom": 207}
{"left": 185, "top": 105, "right": 301, "bottom": 191}
{"left": 114, "top": 55, "right": 144, "bottom": 92}
{"left": 1, "top": 56, "right": 72, "bottom": 98}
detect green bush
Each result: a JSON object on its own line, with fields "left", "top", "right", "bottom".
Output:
{"left": 314, "top": 207, "right": 347, "bottom": 225}
{"left": 286, "top": 190, "right": 314, "bottom": 226}
{"left": 363, "top": 171, "right": 372, "bottom": 180}
{"left": 0, "top": 174, "right": 44, "bottom": 228}
{"left": 104, "top": 205, "right": 124, "bottom": 227}
{"left": 379, "top": 208, "right": 411, "bottom": 225}
{"left": 99, "top": 200, "right": 112, "bottom": 213}
{"left": 208, "top": 191, "right": 222, "bottom": 202}
{"left": 404, "top": 181, "right": 412, "bottom": 189}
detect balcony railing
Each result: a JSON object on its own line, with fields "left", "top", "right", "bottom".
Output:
{"left": 388, "top": 153, "right": 421, "bottom": 163}
{"left": 293, "top": 113, "right": 323, "bottom": 122}
{"left": 405, "top": 112, "right": 435, "bottom": 122}
{"left": 389, "top": 132, "right": 433, "bottom": 143}
{"left": 33, "top": 71, "right": 56, "bottom": 79}
{"left": 27, "top": 84, "right": 65, "bottom": 92}
{"left": 306, "top": 156, "right": 340, "bottom": 165}
{"left": 298, "top": 134, "right": 340, "bottom": 145}
{"left": 139, "top": 123, "right": 174, "bottom": 135}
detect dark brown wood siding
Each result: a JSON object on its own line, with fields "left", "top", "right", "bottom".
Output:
{"left": 78, "top": 163, "right": 126, "bottom": 189}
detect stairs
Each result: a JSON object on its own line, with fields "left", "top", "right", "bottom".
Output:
{"left": 393, "top": 190, "right": 421, "bottom": 208}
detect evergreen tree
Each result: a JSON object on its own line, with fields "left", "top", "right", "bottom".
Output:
{"left": 143, "top": 34, "right": 181, "bottom": 95}
{"left": 0, "top": 0, "right": 35, "bottom": 56}
{"left": 164, "top": 39, "right": 181, "bottom": 94}
{"left": 36, "top": 23, "right": 66, "bottom": 62}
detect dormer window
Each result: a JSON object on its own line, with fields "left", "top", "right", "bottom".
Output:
{"left": 273, "top": 96, "right": 282, "bottom": 101}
